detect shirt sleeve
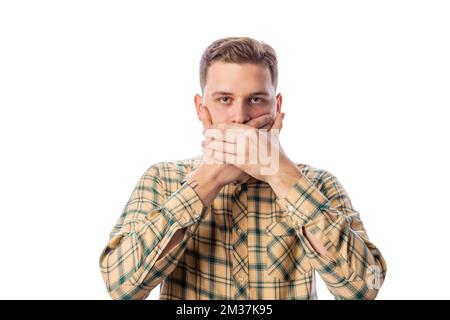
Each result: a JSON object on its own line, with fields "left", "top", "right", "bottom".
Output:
{"left": 99, "top": 165, "right": 208, "bottom": 300}
{"left": 276, "top": 171, "right": 387, "bottom": 300}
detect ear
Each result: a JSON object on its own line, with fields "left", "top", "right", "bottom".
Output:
{"left": 276, "top": 93, "right": 282, "bottom": 114}
{"left": 194, "top": 94, "right": 203, "bottom": 121}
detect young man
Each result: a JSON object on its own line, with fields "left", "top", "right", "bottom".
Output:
{"left": 99, "top": 37, "right": 387, "bottom": 300}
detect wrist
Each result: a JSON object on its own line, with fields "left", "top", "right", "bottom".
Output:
{"left": 186, "top": 164, "right": 223, "bottom": 207}
{"left": 267, "top": 161, "right": 303, "bottom": 199}
{"left": 198, "top": 163, "right": 227, "bottom": 189}
{"left": 266, "top": 158, "right": 301, "bottom": 185}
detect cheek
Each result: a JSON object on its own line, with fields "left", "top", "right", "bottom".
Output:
{"left": 249, "top": 107, "right": 275, "bottom": 119}
{"left": 209, "top": 108, "right": 230, "bottom": 124}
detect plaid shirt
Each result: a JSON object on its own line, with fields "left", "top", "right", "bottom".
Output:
{"left": 99, "top": 156, "right": 386, "bottom": 300}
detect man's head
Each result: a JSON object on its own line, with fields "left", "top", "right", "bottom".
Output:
{"left": 195, "top": 37, "right": 282, "bottom": 124}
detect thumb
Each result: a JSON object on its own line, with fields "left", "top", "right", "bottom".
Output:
{"left": 271, "top": 112, "right": 285, "bottom": 131}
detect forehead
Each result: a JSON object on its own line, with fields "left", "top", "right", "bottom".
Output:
{"left": 205, "top": 61, "right": 273, "bottom": 95}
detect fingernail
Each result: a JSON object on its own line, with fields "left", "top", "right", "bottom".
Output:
{"left": 281, "top": 113, "right": 285, "bottom": 119}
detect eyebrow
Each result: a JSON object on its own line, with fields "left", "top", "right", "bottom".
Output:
{"left": 211, "top": 91, "right": 270, "bottom": 97}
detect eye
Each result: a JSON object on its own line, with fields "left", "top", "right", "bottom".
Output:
{"left": 250, "top": 96, "right": 264, "bottom": 104}
{"left": 218, "top": 97, "right": 232, "bottom": 104}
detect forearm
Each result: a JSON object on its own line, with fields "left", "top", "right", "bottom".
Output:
{"left": 267, "top": 158, "right": 303, "bottom": 199}
{"left": 301, "top": 214, "right": 386, "bottom": 299}
{"left": 100, "top": 170, "right": 209, "bottom": 299}
{"left": 270, "top": 167, "right": 386, "bottom": 299}
{"left": 267, "top": 161, "right": 332, "bottom": 258}
{"left": 154, "top": 164, "right": 225, "bottom": 264}
{"left": 153, "top": 166, "right": 224, "bottom": 263}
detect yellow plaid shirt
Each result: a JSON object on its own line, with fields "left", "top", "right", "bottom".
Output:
{"left": 99, "top": 156, "right": 386, "bottom": 300}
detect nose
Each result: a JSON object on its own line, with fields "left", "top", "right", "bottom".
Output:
{"left": 231, "top": 101, "right": 250, "bottom": 124}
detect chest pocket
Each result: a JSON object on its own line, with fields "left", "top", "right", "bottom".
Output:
{"left": 265, "top": 221, "right": 311, "bottom": 280}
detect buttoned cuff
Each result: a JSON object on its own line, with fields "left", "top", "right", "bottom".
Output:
{"left": 158, "top": 181, "right": 207, "bottom": 228}
{"left": 276, "top": 174, "right": 329, "bottom": 227}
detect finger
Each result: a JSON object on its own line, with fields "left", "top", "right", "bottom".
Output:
{"left": 200, "top": 104, "right": 208, "bottom": 128}
{"left": 200, "top": 104, "right": 213, "bottom": 128}
{"left": 213, "top": 122, "right": 248, "bottom": 131}
{"left": 245, "top": 114, "right": 273, "bottom": 129}
{"left": 202, "top": 147, "right": 219, "bottom": 164}
{"left": 202, "top": 127, "right": 229, "bottom": 143}
{"left": 202, "top": 147, "right": 230, "bottom": 165}
{"left": 201, "top": 139, "right": 212, "bottom": 149}
{"left": 203, "top": 127, "right": 224, "bottom": 141}
{"left": 202, "top": 151, "right": 221, "bottom": 165}
{"left": 206, "top": 141, "right": 239, "bottom": 158}
{"left": 210, "top": 140, "right": 237, "bottom": 155}
{"left": 202, "top": 122, "right": 240, "bottom": 137}
{"left": 201, "top": 136, "right": 218, "bottom": 144}
{"left": 204, "top": 146, "right": 214, "bottom": 158}
{"left": 208, "top": 144, "right": 247, "bottom": 165}
{"left": 260, "top": 119, "right": 275, "bottom": 130}
{"left": 208, "top": 149, "right": 240, "bottom": 165}
{"left": 271, "top": 112, "right": 284, "bottom": 130}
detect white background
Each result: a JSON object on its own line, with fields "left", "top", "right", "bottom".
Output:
{"left": 1, "top": 0, "right": 449, "bottom": 299}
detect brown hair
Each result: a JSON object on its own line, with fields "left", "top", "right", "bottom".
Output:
{"left": 199, "top": 37, "right": 278, "bottom": 93}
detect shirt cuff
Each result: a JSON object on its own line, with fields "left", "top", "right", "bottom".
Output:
{"left": 276, "top": 174, "right": 329, "bottom": 227}
{"left": 158, "top": 181, "right": 207, "bottom": 228}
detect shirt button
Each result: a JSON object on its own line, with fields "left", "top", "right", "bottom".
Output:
{"left": 287, "top": 204, "right": 294, "bottom": 212}
{"left": 146, "top": 210, "right": 158, "bottom": 220}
